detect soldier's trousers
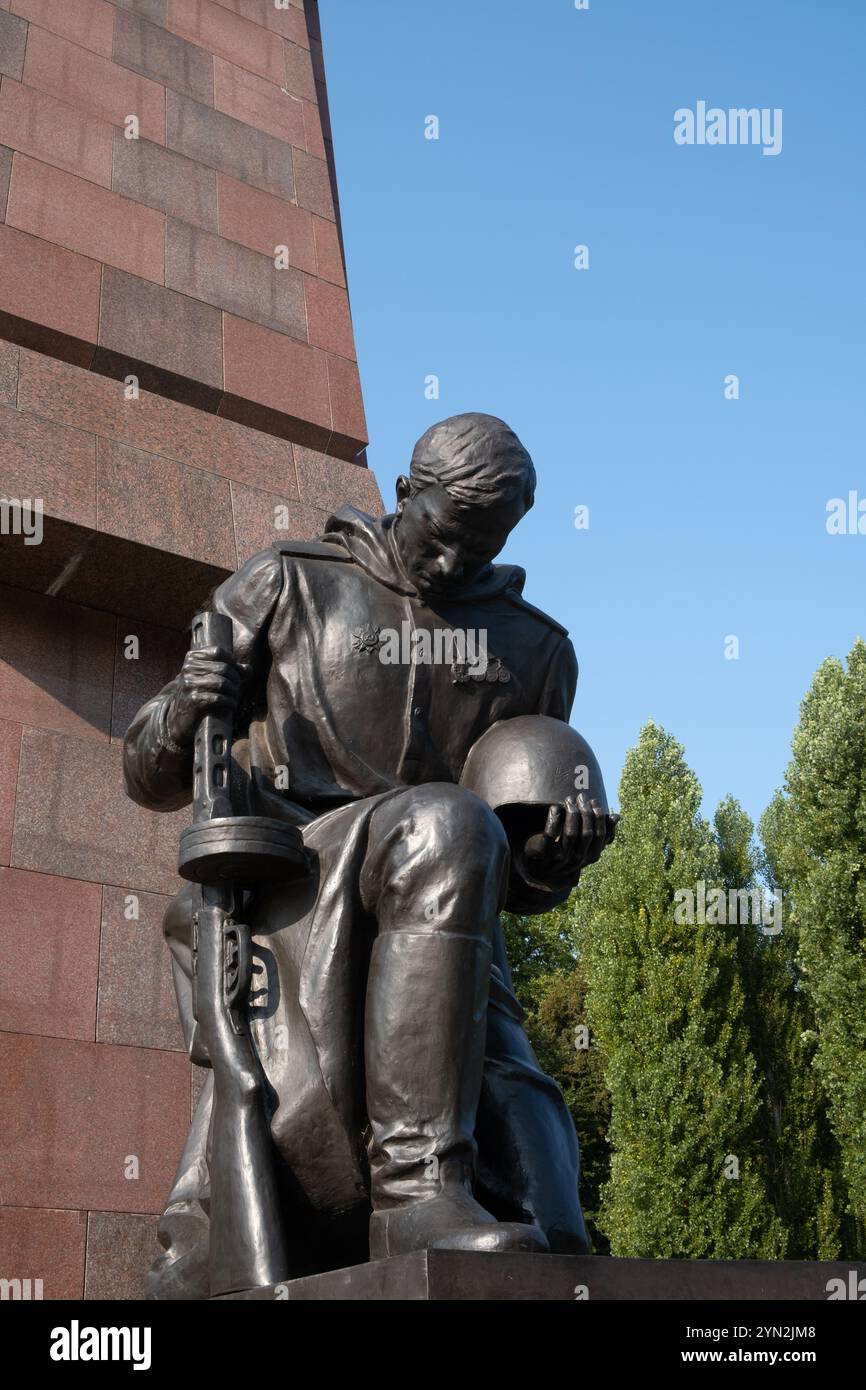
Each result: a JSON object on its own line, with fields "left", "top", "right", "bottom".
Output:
{"left": 149, "top": 783, "right": 589, "bottom": 1297}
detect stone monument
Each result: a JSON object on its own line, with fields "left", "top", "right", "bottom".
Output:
{"left": 0, "top": 0, "right": 375, "bottom": 1298}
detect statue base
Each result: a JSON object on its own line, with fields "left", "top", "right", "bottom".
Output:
{"left": 216, "top": 1251, "right": 865, "bottom": 1301}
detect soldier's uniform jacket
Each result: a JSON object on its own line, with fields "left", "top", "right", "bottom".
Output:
{"left": 124, "top": 506, "right": 578, "bottom": 825}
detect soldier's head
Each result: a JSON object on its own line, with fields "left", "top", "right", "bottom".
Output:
{"left": 394, "top": 413, "right": 535, "bottom": 596}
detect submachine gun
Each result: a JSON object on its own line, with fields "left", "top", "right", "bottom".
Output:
{"left": 178, "top": 610, "right": 310, "bottom": 1298}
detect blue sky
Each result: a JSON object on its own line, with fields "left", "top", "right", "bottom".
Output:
{"left": 321, "top": 0, "right": 866, "bottom": 829}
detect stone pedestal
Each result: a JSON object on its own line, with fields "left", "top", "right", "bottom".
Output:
{"left": 220, "top": 1251, "right": 866, "bottom": 1301}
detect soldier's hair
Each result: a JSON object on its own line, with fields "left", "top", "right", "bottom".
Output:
{"left": 409, "top": 413, "right": 536, "bottom": 511}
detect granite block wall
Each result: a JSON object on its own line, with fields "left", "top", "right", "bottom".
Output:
{"left": 0, "top": 0, "right": 380, "bottom": 1299}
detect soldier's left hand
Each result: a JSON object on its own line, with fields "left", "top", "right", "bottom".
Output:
{"left": 522, "top": 793, "right": 618, "bottom": 888}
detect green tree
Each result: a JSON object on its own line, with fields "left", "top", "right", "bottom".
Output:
{"left": 527, "top": 968, "right": 612, "bottom": 1250}
{"left": 501, "top": 905, "right": 612, "bottom": 1250}
{"left": 568, "top": 722, "right": 784, "bottom": 1258}
{"left": 759, "top": 639, "right": 866, "bottom": 1254}
{"left": 501, "top": 901, "right": 576, "bottom": 1001}
{"left": 716, "top": 794, "right": 841, "bottom": 1257}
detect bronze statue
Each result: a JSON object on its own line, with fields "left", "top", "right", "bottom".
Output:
{"left": 123, "top": 413, "right": 617, "bottom": 1298}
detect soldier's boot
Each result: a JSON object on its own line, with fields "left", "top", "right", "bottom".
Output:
{"left": 366, "top": 931, "right": 549, "bottom": 1259}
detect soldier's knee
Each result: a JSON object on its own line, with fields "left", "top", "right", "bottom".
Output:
{"left": 411, "top": 783, "right": 508, "bottom": 868}
{"left": 395, "top": 783, "right": 510, "bottom": 924}
{"left": 365, "top": 783, "right": 511, "bottom": 934}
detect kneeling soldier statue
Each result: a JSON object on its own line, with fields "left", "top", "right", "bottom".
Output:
{"left": 123, "top": 413, "right": 617, "bottom": 1298}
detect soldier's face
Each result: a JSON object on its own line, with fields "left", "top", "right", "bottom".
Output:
{"left": 396, "top": 482, "right": 525, "bottom": 596}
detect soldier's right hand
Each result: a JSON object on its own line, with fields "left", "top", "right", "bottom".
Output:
{"left": 165, "top": 645, "right": 243, "bottom": 747}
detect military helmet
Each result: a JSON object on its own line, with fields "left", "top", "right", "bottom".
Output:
{"left": 459, "top": 714, "right": 608, "bottom": 817}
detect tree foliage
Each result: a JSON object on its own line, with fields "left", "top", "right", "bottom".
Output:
{"left": 501, "top": 907, "right": 612, "bottom": 1250}
{"left": 758, "top": 639, "right": 866, "bottom": 1253}
{"left": 716, "top": 794, "right": 843, "bottom": 1257}
{"left": 502, "top": 640, "right": 866, "bottom": 1259}
{"left": 566, "top": 722, "right": 783, "bottom": 1257}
